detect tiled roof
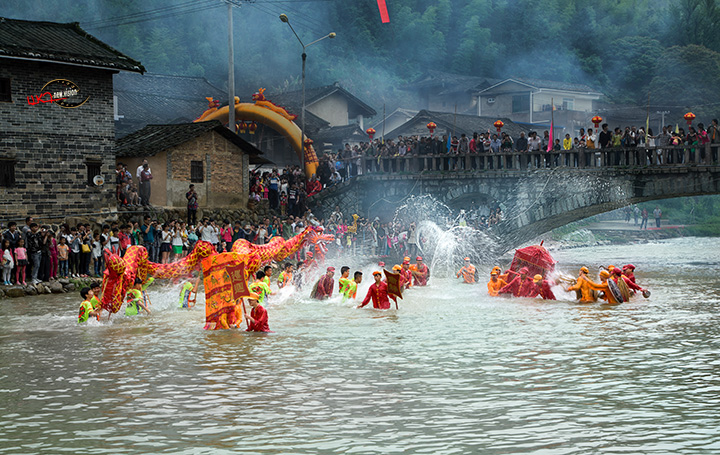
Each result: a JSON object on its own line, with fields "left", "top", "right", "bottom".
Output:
{"left": 404, "top": 70, "right": 500, "bottom": 94}
{"left": 478, "top": 77, "right": 602, "bottom": 95}
{"left": 386, "top": 109, "right": 528, "bottom": 138}
{"left": 0, "top": 17, "right": 144, "bottom": 73}
{"left": 313, "top": 124, "right": 367, "bottom": 144}
{"left": 116, "top": 121, "right": 265, "bottom": 161}
{"left": 271, "top": 82, "right": 377, "bottom": 119}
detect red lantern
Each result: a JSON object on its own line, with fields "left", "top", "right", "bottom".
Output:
{"left": 493, "top": 120, "right": 504, "bottom": 132}
{"left": 426, "top": 122, "right": 437, "bottom": 136}
{"left": 248, "top": 122, "right": 258, "bottom": 134}
{"left": 592, "top": 115, "right": 603, "bottom": 129}
{"left": 366, "top": 127, "right": 376, "bottom": 141}
{"left": 684, "top": 112, "right": 696, "bottom": 125}
{"left": 238, "top": 121, "right": 247, "bottom": 134}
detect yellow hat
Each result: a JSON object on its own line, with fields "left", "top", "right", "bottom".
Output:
{"left": 247, "top": 292, "right": 260, "bottom": 300}
{"left": 533, "top": 274, "right": 543, "bottom": 283}
{"left": 608, "top": 265, "right": 615, "bottom": 271}
{"left": 392, "top": 265, "right": 402, "bottom": 271}
{"left": 600, "top": 270, "right": 610, "bottom": 279}
{"left": 492, "top": 266, "right": 501, "bottom": 272}
{"left": 490, "top": 271, "right": 498, "bottom": 276}
{"left": 372, "top": 271, "right": 382, "bottom": 276}
{"left": 580, "top": 266, "right": 589, "bottom": 274}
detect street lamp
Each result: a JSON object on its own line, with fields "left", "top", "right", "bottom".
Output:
{"left": 279, "top": 13, "right": 335, "bottom": 175}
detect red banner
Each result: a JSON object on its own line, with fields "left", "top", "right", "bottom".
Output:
{"left": 384, "top": 269, "right": 403, "bottom": 299}
{"left": 377, "top": 0, "right": 390, "bottom": 23}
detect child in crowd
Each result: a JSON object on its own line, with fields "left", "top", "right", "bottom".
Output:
{"left": 280, "top": 191, "right": 288, "bottom": 216}
{"left": 2, "top": 239, "right": 14, "bottom": 285}
{"left": 14, "top": 238, "right": 27, "bottom": 285}
{"left": 57, "top": 236, "right": 69, "bottom": 278}
{"left": 78, "top": 287, "right": 100, "bottom": 323}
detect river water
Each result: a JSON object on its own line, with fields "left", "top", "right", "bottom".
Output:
{"left": 1, "top": 237, "right": 719, "bottom": 454}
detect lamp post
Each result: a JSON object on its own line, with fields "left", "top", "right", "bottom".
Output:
{"left": 279, "top": 13, "right": 335, "bottom": 175}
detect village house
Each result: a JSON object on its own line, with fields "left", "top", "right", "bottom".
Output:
{"left": 0, "top": 17, "right": 144, "bottom": 221}
{"left": 386, "top": 109, "right": 531, "bottom": 140}
{"left": 116, "top": 120, "right": 267, "bottom": 209}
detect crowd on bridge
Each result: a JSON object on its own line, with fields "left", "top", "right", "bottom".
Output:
{"left": 307, "top": 117, "right": 720, "bottom": 181}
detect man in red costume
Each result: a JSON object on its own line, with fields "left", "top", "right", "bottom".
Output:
{"left": 499, "top": 267, "right": 535, "bottom": 297}
{"left": 400, "top": 260, "right": 412, "bottom": 289}
{"left": 412, "top": 256, "right": 429, "bottom": 286}
{"left": 311, "top": 266, "right": 335, "bottom": 300}
{"left": 530, "top": 274, "right": 556, "bottom": 300}
{"left": 612, "top": 267, "right": 645, "bottom": 293}
{"left": 622, "top": 264, "right": 637, "bottom": 283}
{"left": 306, "top": 175, "right": 322, "bottom": 197}
{"left": 246, "top": 293, "right": 271, "bottom": 332}
{"left": 358, "top": 271, "right": 391, "bottom": 309}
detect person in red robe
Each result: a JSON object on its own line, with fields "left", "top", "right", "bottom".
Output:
{"left": 245, "top": 293, "right": 271, "bottom": 332}
{"left": 529, "top": 274, "right": 556, "bottom": 300}
{"left": 612, "top": 267, "right": 644, "bottom": 293}
{"left": 311, "top": 266, "right": 335, "bottom": 299}
{"left": 400, "top": 260, "right": 413, "bottom": 289}
{"left": 306, "top": 175, "right": 322, "bottom": 197}
{"left": 411, "top": 256, "right": 429, "bottom": 286}
{"left": 499, "top": 267, "right": 535, "bottom": 297}
{"left": 358, "top": 271, "right": 391, "bottom": 309}
{"left": 622, "top": 264, "right": 637, "bottom": 283}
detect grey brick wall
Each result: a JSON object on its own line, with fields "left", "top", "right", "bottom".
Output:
{"left": 0, "top": 59, "right": 117, "bottom": 222}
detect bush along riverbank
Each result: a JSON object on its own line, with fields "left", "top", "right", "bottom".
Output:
{"left": 0, "top": 277, "right": 99, "bottom": 299}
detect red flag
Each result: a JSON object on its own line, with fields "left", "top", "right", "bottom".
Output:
{"left": 377, "top": 0, "right": 390, "bottom": 23}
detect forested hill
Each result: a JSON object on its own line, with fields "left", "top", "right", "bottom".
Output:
{"left": 3, "top": 0, "right": 720, "bottom": 115}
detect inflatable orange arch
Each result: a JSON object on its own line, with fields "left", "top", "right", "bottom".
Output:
{"left": 197, "top": 103, "right": 318, "bottom": 176}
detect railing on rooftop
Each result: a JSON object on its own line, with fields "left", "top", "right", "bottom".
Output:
{"left": 330, "top": 144, "right": 720, "bottom": 176}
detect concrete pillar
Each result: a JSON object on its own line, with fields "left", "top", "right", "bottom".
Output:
{"left": 356, "top": 114, "right": 364, "bottom": 130}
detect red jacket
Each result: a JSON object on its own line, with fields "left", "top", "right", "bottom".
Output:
{"left": 246, "top": 305, "right": 270, "bottom": 332}
{"left": 528, "top": 280, "right": 556, "bottom": 300}
{"left": 413, "top": 264, "right": 429, "bottom": 286}
{"left": 360, "top": 281, "right": 391, "bottom": 309}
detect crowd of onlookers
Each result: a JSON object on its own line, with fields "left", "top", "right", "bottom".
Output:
{"left": 116, "top": 159, "right": 153, "bottom": 208}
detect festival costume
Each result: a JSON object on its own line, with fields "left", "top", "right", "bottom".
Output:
{"left": 179, "top": 281, "right": 194, "bottom": 308}
{"left": 413, "top": 263, "right": 429, "bottom": 286}
{"left": 250, "top": 280, "right": 272, "bottom": 304}
{"left": 487, "top": 277, "right": 508, "bottom": 296}
{"left": 262, "top": 275, "right": 271, "bottom": 287}
{"left": 311, "top": 274, "right": 334, "bottom": 300}
{"left": 90, "top": 295, "right": 102, "bottom": 311}
{"left": 78, "top": 299, "right": 94, "bottom": 323}
{"left": 585, "top": 279, "right": 621, "bottom": 305}
{"left": 499, "top": 275, "right": 535, "bottom": 297}
{"left": 567, "top": 275, "right": 597, "bottom": 303}
{"left": 457, "top": 264, "right": 476, "bottom": 284}
{"left": 530, "top": 280, "right": 556, "bottom": 300}
{"left": 360, "top": 281, "right": 391, "bottom": 309}
{"left": 278, "top": 271, "right": 293, "bottom": 288}
{"left": 125, "top": 289, "right": 145, "bottom": 316}
{"left": 246, "top": 304, "right": 270, "bottom": 332}
{"left": 400, "top": 268, "right": 412, "bottom": 289}
{"left": 339, "top": 278, "right": 358, "bottom": 301}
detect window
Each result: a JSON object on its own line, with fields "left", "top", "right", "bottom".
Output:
{"left": 191, "top": 160, "right": 204, "bottom": 183}
{"left": 512, "top": 95, "right": 530, "bottom": 113}
{"left": 86, "top": 161, "right": 102, "bottom": 186}
{"left": 0, "top": 159, "right": 16, "bottom": 187}
{"left": 563, "top": 98, "right": 575, "bottom": 111}
{"left": 0, "top": 78, "right": 10, "bottom": 103}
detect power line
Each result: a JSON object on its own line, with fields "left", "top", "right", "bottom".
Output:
{"left": 83, "top": 1, "right": 221, "bottom": 30}
{"left": 82, "top": 0, "right": 208, "bottom": 26}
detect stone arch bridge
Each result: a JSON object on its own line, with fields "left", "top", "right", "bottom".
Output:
{"left": 309, "top": 147, "right": 720, "bottom": 254}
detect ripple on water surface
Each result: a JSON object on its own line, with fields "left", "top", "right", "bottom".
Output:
{"left": 0, "top": 238, "right": 719, "bottom": 454}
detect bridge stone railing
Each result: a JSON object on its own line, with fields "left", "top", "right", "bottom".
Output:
{"left": 332, "top": 144, "right": 720, "bottom": 176}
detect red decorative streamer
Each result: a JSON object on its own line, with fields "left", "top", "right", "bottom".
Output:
{"left": 377, "top": 0, "right": 390, "bottom": 23}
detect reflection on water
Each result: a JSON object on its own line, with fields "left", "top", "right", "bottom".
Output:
{"left": 1, "top": 238, "right": 720, "bottom": 454}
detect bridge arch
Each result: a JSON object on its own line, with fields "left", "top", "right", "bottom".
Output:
{"left": 196, "top": 103, "right": 318, "bottom": 176}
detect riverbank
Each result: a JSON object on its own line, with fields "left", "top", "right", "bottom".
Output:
{"left": 544, "top": 219, "right": 692, "bottom": 251}
{"left": 0, "top": 277, "right": 97, "bottom": 299}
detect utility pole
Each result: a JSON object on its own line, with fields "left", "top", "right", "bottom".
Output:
{"left": 227, "top": 1, "right": 235, "bottom": 132}
{"left": 657, "top": 110, "right": 670, "bottom": 131}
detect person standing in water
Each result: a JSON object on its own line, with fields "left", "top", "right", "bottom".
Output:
{"left": 358, "top": 271, "right": 391, "bottom": 309}
{"left": 456, "top": 257, "right": 476, "bottom": 284}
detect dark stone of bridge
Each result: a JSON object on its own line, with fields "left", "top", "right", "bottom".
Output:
{"left": 309, "top": 165, "right": 720, "bottom": 254}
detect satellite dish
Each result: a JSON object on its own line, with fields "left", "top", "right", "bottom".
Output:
{"left": 93, "top": 175, "right": 105, "bottom": 186}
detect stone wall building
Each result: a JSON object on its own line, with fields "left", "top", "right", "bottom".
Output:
{"left": 0, "top": 17, "right": 144, "bottom": 221}
{"left": 116, "top": 121, "right": 267, "bottom": 209}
